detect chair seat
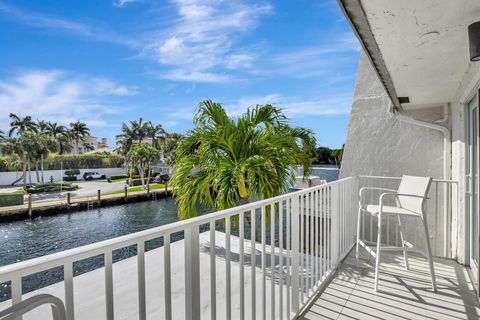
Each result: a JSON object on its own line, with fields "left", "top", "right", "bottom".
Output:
{"left": 364, "top": 204, "right": 420, "bottom": 217}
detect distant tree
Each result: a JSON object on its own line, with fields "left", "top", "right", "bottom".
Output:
{"left": 37, "top": 120, "right": 49, "bottom": 133}
{"left": 116, "top": 122, "right": 136, "bottom": 155}
{"left": 130, "top": 117, "right": 150, "bottom": 143}
{"left": 8, "top": 114, "right": 37, "bottom": 136}
{"left": 57, "top": 131, "right": 74, "bottom": 155}
{"left": 82, "top": 142, "right": 95, "bottom": 152}
{"left": 315, "top": 147, "right": 332, "bottom": 164}
{"left": 32, "top": 133, "right": 57, "bottom": 182}
{"left": 313, "top": 145, "right": 345, "bottom": 166}
{"left": 69, "top": 120, "right": 90, "bottom": 153}
{"left": 147, "top": 121, "right": 166, "bottom": 149}
{"left": 46, "top": 122, "right": 66, "bottom": 139}
{"left": 1, "top": 137, "right": 27, "bottom": 187}
{"left": 163, "top": 133, "right": 183, "bottom": 166}
{"left": 126, "top": 143, "right": 160, "bottom": 189}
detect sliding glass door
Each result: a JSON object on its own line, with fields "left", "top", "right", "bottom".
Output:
{"left": 467, "top": 92, "right": 479, "bottom": 291}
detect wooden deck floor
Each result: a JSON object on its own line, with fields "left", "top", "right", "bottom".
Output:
{"left": 300, "top": 249, "right": 480, "bottom": 320}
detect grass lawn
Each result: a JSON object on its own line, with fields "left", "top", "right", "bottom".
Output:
{"left": 107, "top": 183, "right": 166, "bottom": 195}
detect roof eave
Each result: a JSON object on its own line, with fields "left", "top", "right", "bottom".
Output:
{"left": 338, "top": 0, "right": 402, "bottom": 112}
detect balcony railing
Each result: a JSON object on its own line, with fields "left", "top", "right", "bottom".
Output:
{"left": 0, "top": 176, "right": 457, "bottom": 319}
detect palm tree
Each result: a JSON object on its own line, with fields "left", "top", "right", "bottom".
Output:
{"left": 82, "top": 142, "right": 95, "bottom": 152}
{"left": 69, "top": 120, "right": 90, "bottom": 154}
{"left": 163, "top": 132, "right": 183, "bottom": 166}
{"left": 31, "top": 133, "right": 57, "bottom": 182}
{"left": 1, "top": 137, "right": 27, "bottom": 187}
{"left": 57, "top": 131, "right": 74, "bottom": 155}
{"left": 170, "top": 100, "right": 316, "bottom": 219}
{"left": 131, "top": 117, "right": 149, "bottom": 143}
{"left": 46, "top": 122, "right": 66, "bottom": 139}
{"left": 8, "top": 113, "right": 37, "bottom": 136}
{"left": 116, "top": 122, "right": 136, "bottom": 155}
{"left": 147, "top": 121, "right": 166, "bottom": 149}
{"left": 126, "top": 143, "right": 160, "bottom": 189}
{"left": 37, "top": 120, "right": 49, "bottom": 133}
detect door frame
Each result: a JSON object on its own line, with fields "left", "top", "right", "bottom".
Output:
{"left": 465, "top": 89, "right": 480, "bottom": 297}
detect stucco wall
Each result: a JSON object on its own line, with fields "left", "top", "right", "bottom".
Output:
{"left": 340, "top": 51, "right": 449, "bottom": 257}
{"left": 340, "top": 52, "right": 445, "bottom": 179}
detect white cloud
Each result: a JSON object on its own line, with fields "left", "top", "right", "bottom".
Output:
{"left": 143, "top": 0, "right": 272, "bottom": 82}
{"left": 114, "top": 0, "right": 142, "bottom": 7}
{"left": 0, "top": 1, "right": 137, "bottom": 47}
{"left": 226, "top": 93, "right": 353, "bottom": 118}
{"left": 258, "top": 33, "right": 360, "bottom": 78}
{"left": 159, "top": 70, "right": 228, "bottom": 83}
{"left": 0, "top": 70, "right": 135, "bottom": 129}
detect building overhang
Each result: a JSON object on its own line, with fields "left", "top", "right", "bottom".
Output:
{"left": 339, "top": 0, "right": 480, "bottom": 110}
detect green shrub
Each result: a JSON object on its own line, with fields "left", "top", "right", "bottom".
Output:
{"left": 130, "top": 178, "right": 154, "bottom": 186}
{"left": 0, "top": 194, "right": 24, "bottom": 207}
{"left": 110, "top": 174, "right": 128, "bottom": 180}
{"left": 65, "top": 169, "right": 80, "bottom": 176}
{"left": 63, "top": 176, "right": 77, "bottom": 182}
{"left": 24, "top": 182, "right": 78, "bottom": 194}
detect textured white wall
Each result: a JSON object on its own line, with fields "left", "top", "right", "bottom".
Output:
{"left": 340, "top": 51, "right": 445, "bottom": 179}
{"left": 340, "top": 51, "right": 449, "bottom": 257}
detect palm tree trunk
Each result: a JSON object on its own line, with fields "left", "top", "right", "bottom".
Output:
{"left": 22, "top": 156, "right": 27, "bottom": 188}
{"left": 139, "top": 166, "right": 145, "bottom": 189}
{"left": 76, "top": 138, "right": 79, "bottom": 154}
{"left": 41, "top": 154, "right": 45, "bottom": 183}
{"left": 146, "top": 162, "right": 151, "bottom": 190}
{"left": 27, "top": 159, "right": 32, "bottom": 184}
{"left": 35, "top": 162, "right": 40, "bottom": 183}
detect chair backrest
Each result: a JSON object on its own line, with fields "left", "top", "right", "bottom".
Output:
{"left": 396, "top": 175, "right": 432, "bottom": 214}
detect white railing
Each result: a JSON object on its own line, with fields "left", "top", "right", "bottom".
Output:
{"left": 357, "top": 176, "right": 458, "bottom": 258}
{"left": 0, "top": 176, "right": 357, "bottom": 320}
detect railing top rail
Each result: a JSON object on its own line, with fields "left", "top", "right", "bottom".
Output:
{"left": 357, "top": 175, "right": 458, "bottom": 184}
{"left": 0, "top": 177, "right": 354, "bottom": 280}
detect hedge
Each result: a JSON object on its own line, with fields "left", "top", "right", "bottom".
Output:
{"left": 0, "top": 194, "right": 24, "bottom": 207}
{"left": 130, "top": 178, "right": 154, "bottom": 186}
{"left": 0, "top": 154, "right": 125, "bottom": 172}
{"left": 110, "top": 174, "right": 129, "bottom": 180}
{"left": 24, "top": 182, "right": 78, "bottom": 194}
{"left": 63, "top": 176, "right": 77, "bottom": 182}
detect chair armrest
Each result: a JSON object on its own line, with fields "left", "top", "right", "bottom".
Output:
{"left": 358, "top": 187, "right": 397, "bottom": 205}
{"left": 378, "top": 192, "right": 427, "bottom": 214}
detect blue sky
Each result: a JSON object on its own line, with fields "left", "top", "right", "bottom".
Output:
{"left": 0, "top": 0, "right": 360, "bottom": 148}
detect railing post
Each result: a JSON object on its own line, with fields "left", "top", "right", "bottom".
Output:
{"left": 184, "top": 226, "right": 200, "bottom": 320}
{"left": 331, "top": 184, "right": 340, "bottom": 265}
{"left": 291, "top": 195, "right": 300, "bottom": 314}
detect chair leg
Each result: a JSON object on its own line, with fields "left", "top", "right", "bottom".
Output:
{"left": 356, "top": 207, "right": 362, "bottom": 263}
{"left": 374, "top": 214, "right": 382, "bottom": 291}
{"left": 421, "top": 216, "right": 437, "bottom": 292}
{"left": 397, "top": 215, "right": 409, "bottom": 270}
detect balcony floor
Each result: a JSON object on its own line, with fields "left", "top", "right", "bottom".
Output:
{"left": 300, "top": 248, "right": 480, "bottom": 320}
